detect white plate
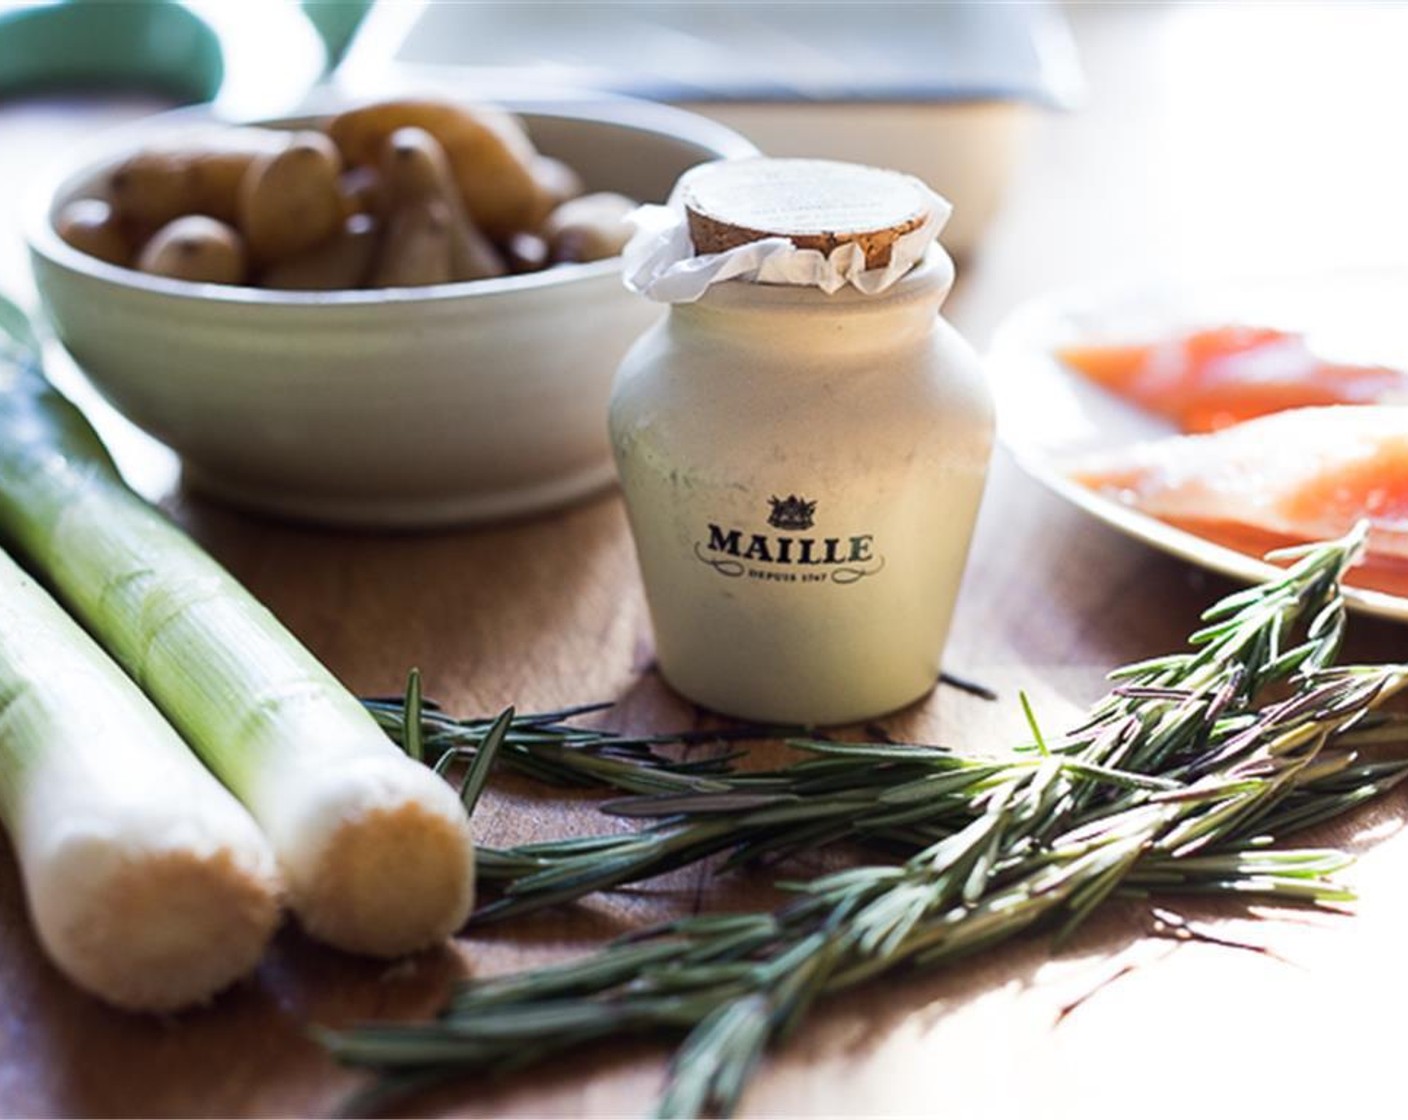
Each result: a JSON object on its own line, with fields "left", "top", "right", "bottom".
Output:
{"left": 988, "top": 270, "right": 1408, "bottom": 622}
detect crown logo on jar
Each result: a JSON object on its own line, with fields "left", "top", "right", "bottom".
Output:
{"left": 767, "top": 495, "right": 816, "bottom": 531}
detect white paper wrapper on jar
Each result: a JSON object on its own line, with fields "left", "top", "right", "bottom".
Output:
{"left": 609, "top": 158, "right": 992, "bottom": 726}
{"left": 623, "top": 159, "right": 955, "bottom": 301}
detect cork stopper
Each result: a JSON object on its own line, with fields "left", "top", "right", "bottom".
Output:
{"left": 681, "top": 158, "right": 932, "bottom": 270}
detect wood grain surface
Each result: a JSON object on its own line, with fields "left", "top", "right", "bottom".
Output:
{"left": 4, "top": 5, "right": 1408, "bottom": 1119}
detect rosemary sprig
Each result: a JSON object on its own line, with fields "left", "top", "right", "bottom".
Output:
{"left": 326, "top": 527, "right": 1408, "bottom": 1118}
{"left": 363, "top": 694, "right": 764, "bottom": 795}
{"left": 471, "top": 745, "right": 1007, "bottom": 923}
{"left": 366, "top": 673, "right": 992, "bottom": 800}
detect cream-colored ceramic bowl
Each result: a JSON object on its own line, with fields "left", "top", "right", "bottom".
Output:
{"left": 27, "top": 100, "right": 756, "bottom": 528}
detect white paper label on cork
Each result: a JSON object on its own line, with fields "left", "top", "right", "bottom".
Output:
{"left": 623, "top": 157, "right": 954, "bottom": 303}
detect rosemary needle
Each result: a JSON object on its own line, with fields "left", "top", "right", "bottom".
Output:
{"left": 329, "top": 526, "right": 1408, "bottom": 1119}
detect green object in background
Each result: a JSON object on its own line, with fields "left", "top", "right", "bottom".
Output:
{"left": 0, "top": 0, "right": 223, "bottom": 103}
{"left": 300, "top": 0, "right": 373, "bottom": 71}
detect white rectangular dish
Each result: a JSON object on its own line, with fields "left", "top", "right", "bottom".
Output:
{"left": 333, "top": 1, "right": 1081, "bottom": 257}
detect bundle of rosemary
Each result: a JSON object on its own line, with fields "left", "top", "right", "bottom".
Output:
{"left": 328, "top": 529, "right": 1408, "bottom": 1118}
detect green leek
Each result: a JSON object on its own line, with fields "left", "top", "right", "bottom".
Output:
{"left": 0, "top": 301, "right": 474, "bottom": 957}
{"left": 0, "top": 545, "right": 280, "bottom": 1010}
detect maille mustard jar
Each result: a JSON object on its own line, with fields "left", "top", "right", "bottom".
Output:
{"left": 609, "top": 158, "right": 993, "bottom": 725}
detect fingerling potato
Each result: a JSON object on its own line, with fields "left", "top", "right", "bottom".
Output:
{"left": 55, "top": 198, "right": 131, "bottom": 266}
{"left": 544, "top": 192, "right": 638, "bottom": 263}
{"left": 380, "top": 128, "right": 504, "bottom": 281}
{"left": 371, "top": 203, "right": 453, "bottom": 288}
{"left": 503, "top": 231, "right": 550, "bottom": 274}
{"left": 136, "top": 215, "right": 247, "bottom": 284}
{"left": 330, "top": 99, "right": 542, "bottom": 239}
{"left": 107, "top": 127, "right": 289, "bottom": 229}
{"left": 261, "top": 213, "right": 378, "bottom": 290}
{"left": 238, "top": 131, "right": 344, "bottom": 264}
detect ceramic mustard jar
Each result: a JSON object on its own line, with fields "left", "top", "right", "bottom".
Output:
{"left": 610, "top": 158, "right": 993, "bottom": 725}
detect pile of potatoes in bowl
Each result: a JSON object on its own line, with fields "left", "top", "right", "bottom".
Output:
{"left": 54, "top": 98, "right": 639, "bottom": 290}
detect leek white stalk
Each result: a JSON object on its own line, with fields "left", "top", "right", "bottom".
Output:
{"left": 0, "top": 302, "right": 474, "bottom": 957}
{"left": 0, "top": 547, "right": 280, "bottom": 1011}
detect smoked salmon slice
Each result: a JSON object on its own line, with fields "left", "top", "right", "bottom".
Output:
{"left": 1070, "top": 406, "right": 1408, "bottom": 576}
{"left": 1057, "top": 326, "right": 1408, "bottom": 433}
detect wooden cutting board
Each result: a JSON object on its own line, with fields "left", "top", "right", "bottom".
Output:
{"left": 7, "top": 18, "right": 1408, "bottom": 1113}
